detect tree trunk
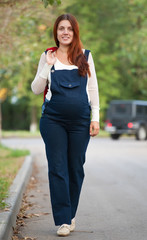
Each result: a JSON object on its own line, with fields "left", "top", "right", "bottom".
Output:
{"left": 0, "top": 101, "right": 2, "bottom": 143}
{"left": 30, "top": 106, "right": 37, "bottom": 132}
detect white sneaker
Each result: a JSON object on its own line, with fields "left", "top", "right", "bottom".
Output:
{"left": 70, "top": 218, "right": 76, "bottom": 232}
{"left": 57, "top": 224, "right": 70, "bottom": 236}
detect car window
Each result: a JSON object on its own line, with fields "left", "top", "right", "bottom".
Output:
{"left": 145, "top": 106, "right": 147, "bottom": 116}
{"left": 110, "top": 103, "right": 131, "bottom": 117}
{"left": 136, "top": 105, "right": 144, "bottom": 115}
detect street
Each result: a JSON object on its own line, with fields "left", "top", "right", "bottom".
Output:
{"left": 2, "top": 137, "right": 147, "bottom": 240}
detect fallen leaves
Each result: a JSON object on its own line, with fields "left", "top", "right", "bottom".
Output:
{"left": 12, "top": 170, "right": 38, "bottom": 239}
{"left": 12, "top": 236, "right": 37, "bottom": 240}
{"left": 4, "top": 207, "right": 10, "bottom": 211}
{"left": 12, "top": 161, "right": 50, "bottom": 240}
{"left": 12, "top": 236, "right": 19, "bottom": 240}
{"left": 12, "top": 193, "right": 49, "bottom": 237}
{"left": 24, "top": 237, "right": 37, "bottom": 240}
{"left": 20, "top": 212, "right": 50, "bottom": 219}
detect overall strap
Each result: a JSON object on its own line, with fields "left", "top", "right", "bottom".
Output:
{"left": 84, "top": 49, "right": 90, "bottom": 61}
{"left": 51, "top": 65, "right": 55, "bottom": 70}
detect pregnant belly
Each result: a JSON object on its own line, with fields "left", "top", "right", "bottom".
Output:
{"left": 44, "top": 99, "right": 91, "bottom": 121}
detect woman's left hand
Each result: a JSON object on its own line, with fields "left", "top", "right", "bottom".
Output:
{"left": 90, "top": 121, "right": 100, "bottom": 137}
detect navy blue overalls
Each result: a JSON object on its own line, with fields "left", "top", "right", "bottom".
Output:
{"left": 40, "top": 50, "right": 91, "bottom": 226}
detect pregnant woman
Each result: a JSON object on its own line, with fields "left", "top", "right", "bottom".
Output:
{"left": 31, "top": 13, "right": 100, "bottom": 237}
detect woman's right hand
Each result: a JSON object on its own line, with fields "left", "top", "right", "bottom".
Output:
{"left": 46, "top": 50, "right": 57, "bottom": 65}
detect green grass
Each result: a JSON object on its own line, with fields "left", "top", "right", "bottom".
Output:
{"left": 0, "top": 144, "right": 30, "bottom": 209}
{"left": 98, "top": 129, "right": 109, "bottom": 137}
{"left": 2, "top": 129, "right": 109, "bottom": 138}
{"left": 2, "top": 130, "right": 40, "bottom": 138}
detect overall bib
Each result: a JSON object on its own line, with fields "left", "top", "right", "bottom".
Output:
{"left": 40, "top": 50, "right": 91, "bottom": 226}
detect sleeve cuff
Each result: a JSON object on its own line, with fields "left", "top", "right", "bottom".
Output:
{"left": 91, "top": 108, "right": 99, "bottom": 122}
{"left": 39, "top": 63, "right": 52, "bottom": 79}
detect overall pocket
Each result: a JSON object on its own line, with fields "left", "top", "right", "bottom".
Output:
{"left": 59, "top": 80, "right": 81, "bottom": 98}
{"left": 60, "top": 81, "right": 80, "bottom": 88}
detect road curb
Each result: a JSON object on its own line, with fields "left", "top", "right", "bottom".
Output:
{"left": 0, "top": 155, "right": 33, "bottom": 240}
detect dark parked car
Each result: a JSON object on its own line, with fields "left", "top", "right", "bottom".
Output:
{"left": 105, "top": 100, "right": 147, "bottom": 140}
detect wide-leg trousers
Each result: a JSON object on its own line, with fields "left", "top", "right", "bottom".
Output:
{"left": 40, "top": 116, "right": 90, "bottom": 226}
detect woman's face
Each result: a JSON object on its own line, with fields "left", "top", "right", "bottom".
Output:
{"left": 57, "top": 20, "right": 74, "bottom": 47}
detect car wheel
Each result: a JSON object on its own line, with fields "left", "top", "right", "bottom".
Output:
{"left": 136, "top": 126, "right": 147, "bottom": 140}
{"left": 110, "top": 134, "right": 120, "bottom": 140}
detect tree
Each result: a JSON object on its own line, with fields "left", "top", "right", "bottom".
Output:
{"left": 0, "top": 0, "right": 72, "bottom": 132}
{"left": 66, "top": 0, "right": 147, "bottom": 125}
{"left": 0, "top": 2, "right": 55, "bottom": 131}
{"left": 0, "top": 88, "right": 7, "bottom": 142}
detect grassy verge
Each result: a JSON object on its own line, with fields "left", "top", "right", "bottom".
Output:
{"left": 0, "top": 144, "right": 30, "bottom": 209}
{"left": 2, "top": 130, "right": 40, "bottom": 138}
{"left": 2, "top": 129, "right": 109, "bottom": 138}
{"left": 98, "top": 129, "right": 109, "bottom": 137}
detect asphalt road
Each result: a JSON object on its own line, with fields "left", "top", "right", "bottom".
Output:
{"left": 2, "top": 137, "right": 147, "bottom": 240}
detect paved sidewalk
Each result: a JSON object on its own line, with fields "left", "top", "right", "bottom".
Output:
{"left": 11, "top": 151, "right": 95, "bottom": 240}
{"left": 2, "top": 137, "right": 147, "bottom": 240}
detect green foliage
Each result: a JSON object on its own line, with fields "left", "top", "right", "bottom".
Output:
{"left": 0, "top": 0, "right": 74, "bottom": 131}
{"left": 66, "top": 0, "right": 147, "bottom": 125}
{"left": 1, "top": 0, "right": 147, "bottom": 129}
{"left": 42, "top": 0, "right": 61, "bottom": 8}
{"left": 0, "top": 0, "right": 61, "bottom": 7}
{"left": 2, "top": 97, "right": 31, "bottom": 130}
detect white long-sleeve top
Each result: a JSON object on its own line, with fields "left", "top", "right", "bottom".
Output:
{"left": 31, "top": 50, "right": 100, "bottom": 122}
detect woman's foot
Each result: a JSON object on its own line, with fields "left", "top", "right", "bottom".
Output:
{"left": 57, "top": 224, "right": 70, "bottom": 236}
{"left": 70, "top": 218, "right": 76, "bottom": 232}
{"left": 57, "top": 218, "right": 76, "bottom": 236}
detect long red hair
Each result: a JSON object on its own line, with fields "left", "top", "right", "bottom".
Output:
{"left": 53, "top": 13, "right": 91, "bottom": 77}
